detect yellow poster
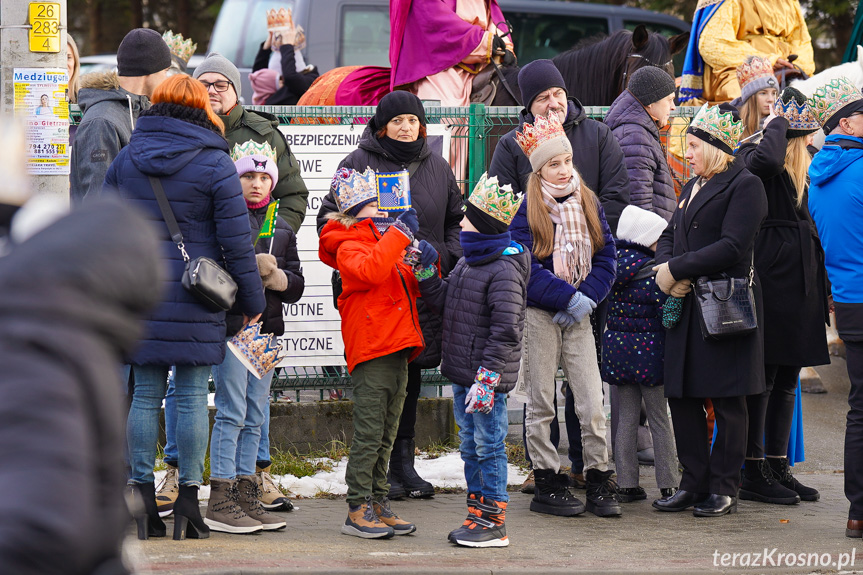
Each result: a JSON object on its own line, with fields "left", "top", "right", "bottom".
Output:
{"left": 13, "top": 67, "right": 70, "bottom": 175}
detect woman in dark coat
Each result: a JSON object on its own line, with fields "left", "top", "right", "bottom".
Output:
{"left": 104, "top": 75, "right": 266, "bottom": 540}
{"left": 736, "top": 87, "right": 830, "bottom": 505}
{"left": 316, "top": 91, "right": 464, "bottom": 497}
{"left": 652, "top": 103, "right": 767, "bottom": 517}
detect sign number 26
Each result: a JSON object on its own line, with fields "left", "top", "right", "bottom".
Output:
{"left": 29, "top": 2, "right": 62, "bottom": 53}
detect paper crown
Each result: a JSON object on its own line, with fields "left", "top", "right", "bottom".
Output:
{"left": 736, "top": 56, "right": 773, "bottom": 92}
{"left": 689, "top": 104, "right": 743, "bottom": 154}
{"left": 231, "top": 140, "right": 277, "bottom": 164}
{"left": 774, "top": 87, "right": 820, "bottom": 137}
{"left": 161, "top": 30, "right": 197, "bottom": 65}
{"left": 806, "top": 77, "right": 863, "bottom": 129}
{"left": 227, "top": 322, "right": 284, "bottom": 379}
{"left": 332, "top": 167, "right": 378, "bottom": 213}
{"left": 468, "top": 172, "right": 523, "bottom": 226}
{"left": 515, "top": 112, "right": 567, "bottom": 159}
{"left": 267, "top": 7, "right": 293, "bottom": 30}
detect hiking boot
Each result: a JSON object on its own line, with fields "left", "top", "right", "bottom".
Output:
{"left": 448, "top": 493, "right": 481, "bottom": 542}
{"left": 617, "top": 486, "right": 647, "bottom": 503}
{"left": 530, "top": 469, "right": 585, "bottom": 516}
{"left": 520, "top": 470, "right": 535, "bottom": 494}
{"left": 256, "top": 465, "right": 294, "bottom": 511}
{"left": 204, "top": 477, "right": 263, "bottom": 534}
{"left": 739, "top": 459, "right": 800, "bottom": 505}
{"left": 768, "top": 456, "right": 820, "bottom": 502}
{"left": 569, "top": 471, "right": 586, "bottom": 489}
{"left": 237, "top": 475, "right": 286, "bottom": 531}
{"left": 389, "top": 438, "right": 435, "bottom": 498}
{"left": 341, "top": 497, "right": 394, "bottom": 539}
{"left": 452, "top": 497, "right": 509, "bottom": 548}
{"left": 155, "top": 464, "right": 178, "bottom": 517}
{"left": 387, "top": 468, "right": 406, "bottom": 500}
{"left": 373, "top": 497, "right": 416, "bottom": 535}
{"left": 585, "top": 469, "right": 622, "bottom": 517}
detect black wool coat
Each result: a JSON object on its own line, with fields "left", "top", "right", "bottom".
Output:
{"left": 656, "top": 159, "right": 768, "bottom": 399}
{"left": 418, "top": 243, "right": 530, "bottom": 392}
{"left": 737, "top": 118, "right": 831, "bottom": 367}
{"left": 316, "top": 125, "right": 464, "bottom": 367}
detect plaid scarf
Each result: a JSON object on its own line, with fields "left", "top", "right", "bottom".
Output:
{"left": 540, "top": 176, "right": 592, "bottom": 286}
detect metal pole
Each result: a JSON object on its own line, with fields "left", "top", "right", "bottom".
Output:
{"left": 1, "top": 0, "right": 70, "bottom": 201}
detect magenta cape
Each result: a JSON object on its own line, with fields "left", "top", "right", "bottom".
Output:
{"left": 335, "top": 66, "right": 392, "bottom": 106}
{"left": 389, "top": 0, "right": 506, "bottom": 91}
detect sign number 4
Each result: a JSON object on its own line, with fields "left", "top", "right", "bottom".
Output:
{"left": 29, "top": 2, "right": 62, "bottom": 53}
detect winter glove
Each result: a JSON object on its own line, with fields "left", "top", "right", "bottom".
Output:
{"left": 417, "top": 239, "right": 439, "bottom": 268}
{"left": 491, "top": 34, "right": 516, "bottom": 66}
{"left": 566, "top": 291, "right": 597, "bottom": 323}
{"left": 653, "top": 262, "right": 676, "bottom": 295}
{"left": 669, "top": 278, "right": 692, "bottom": 298}
{"left": 465, "top": 366, "right": 500, "bottom": 414}
{"left": 391, "top": 208, "right": 419, "bottom": 241}
{"left": 662, "top": 296, "right": 684, "bottom": 329}
{"left": 262, "top": 269, "right": 288, "bottom": 292}
{"left": 256, "top": 253, "right": 278, "bottom": 277}
{"left": 553, "top": 310, "right": 576, "bottom": 329}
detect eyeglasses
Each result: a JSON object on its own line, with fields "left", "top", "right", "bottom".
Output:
{"left": 200, "top": 80, "right": 233, "bottom": 93}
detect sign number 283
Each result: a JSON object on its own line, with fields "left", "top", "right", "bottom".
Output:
{"left": 29, "top": 2, "right": 61, "bottom": 53}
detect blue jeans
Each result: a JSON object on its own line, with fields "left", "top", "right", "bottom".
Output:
{"left": 210, "top": 344, "right": 275, "bottom": 478}
{"left": 257, "top": 405, "right": 271, "bottom": 467}
{"left": 127, "top": 365, "right": 211, "bottom": 486}
{"left": 452, "top": 385, "right": 509, "bottom": 503}
{"left": 163, "top": 370, "right": 178, "bottom": 467}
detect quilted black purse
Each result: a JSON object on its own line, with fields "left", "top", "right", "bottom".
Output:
{"left": 694, "top": 264, "right": 757, "bottom": 340}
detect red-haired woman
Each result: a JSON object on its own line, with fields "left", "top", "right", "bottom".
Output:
{"left": 103, "top": 75, "right": 266, "bottom": 540}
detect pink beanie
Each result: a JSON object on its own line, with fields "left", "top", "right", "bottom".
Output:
{"left": 234, "top": 154, "right": 278, "bottom": 192}
{"left": 250, "top": 68, "right": 280, "bottom": 105}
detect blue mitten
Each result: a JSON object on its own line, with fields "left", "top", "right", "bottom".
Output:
{"left": 417, "top": 239, "right": 439, "bottom": 268}
{"left": 465, "top": 366, "right": 500, "bottom": 414}
{"left": 553, "top": 310, "right": 576, "bottom": 329}
{"left": 391, "top": 208, "right": 419, "bottom": 241}
{"left": 567, "top": 291, "right": 597, "bottom": 323}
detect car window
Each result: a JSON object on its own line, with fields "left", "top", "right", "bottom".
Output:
{"left": 624, "top": 20, "right": 687, "bottom": 76}
{"left": 339, "top": 4, "right": 390, "bottom": 67}
{"left": 210, "top": 0, "right": 295, "bottom": 69}
{"left": 506, "top": 12, "right": 608, "bottom": 65}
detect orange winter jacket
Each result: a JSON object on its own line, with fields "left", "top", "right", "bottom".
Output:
{"left": 319, "top": 213, "right": 424, "bottom": 372}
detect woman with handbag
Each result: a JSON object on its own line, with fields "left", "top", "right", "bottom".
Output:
{"left": 652, "top": 103, "right": 767, "bottom": 517}
{"left": 103, "top": 75, "right": 266, "bottom": 540}
{"left": 736, "top": 87, "right": 830, "bottom": 504}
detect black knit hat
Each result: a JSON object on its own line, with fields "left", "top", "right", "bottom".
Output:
{"left": 465, "top": 202, "right": 508, "bottom": 235}
{"left": 372, "top": 91, "right": 427, "bottom": 132}
{"left": 117, "top": 28, "right": 172, "bottom": 77}
{"left": 518, "top": 59, "right": 567, "bottom": 110}
{"left": 627, "top": 67, "right": 676, "bottom": 106}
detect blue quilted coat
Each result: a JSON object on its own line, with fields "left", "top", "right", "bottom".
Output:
{"left": 601, "top": 240, "right": 668, "bottom": 387}
{"left": 103, "top": 110, "right": 266, "bottom": 366}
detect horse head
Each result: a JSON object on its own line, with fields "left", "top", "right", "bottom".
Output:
{"left": 622, "top": 25, "right": 689, "bottom": 92}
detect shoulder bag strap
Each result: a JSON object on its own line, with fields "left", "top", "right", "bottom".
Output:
{"left": 148, "top": 176, "right": 190, "bottom": 263}
{"left": 407, "top": 159, "right": 421, "bottom": 179}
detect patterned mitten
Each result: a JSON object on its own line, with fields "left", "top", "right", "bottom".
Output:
{"left": 465, "top": 366, "right": 500, "bottom": 414}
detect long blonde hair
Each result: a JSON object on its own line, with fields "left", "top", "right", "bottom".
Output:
{"left": 784, "top": 136, "right": 811, "bottom": 207}
{"left": 67, "top": 35, "right": 80, "bottom": 104}
{"left": 740, "top": 97, "right": 762, "bottom": 140}
{"left": 525, "top": 171, "right": 605, "bottom": 260}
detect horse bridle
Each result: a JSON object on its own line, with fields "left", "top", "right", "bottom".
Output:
{"left": 622, "top": 53, "right": 675, "bottom": 86}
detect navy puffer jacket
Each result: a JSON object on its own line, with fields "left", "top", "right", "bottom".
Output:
{"left": 103, "top": 109, "right": 266, "bottom": 366}
{"left": 604, "top": 90, "right": 676, "bottom": 221}
{"left": 509, "top": 199, "right": 616, "bottom": 312}
{"left": 601, "top": 240, "right": 667, "bottom": 387}
{"left": 418, "top": 234, "right": 530, "bottom": 392}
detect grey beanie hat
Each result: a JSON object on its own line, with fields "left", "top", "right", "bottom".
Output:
{"left": 193, "top": 52, "right": 242, "bottom": 100}
{"left": 627, "top": 67, "right": 676, "bottom": 106}
{"left": 117, "top": 28, "right": 172, "bottom": 77}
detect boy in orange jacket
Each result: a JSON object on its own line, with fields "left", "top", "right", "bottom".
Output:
{"left": 318, "top": 167, "right": 424, "bottom": 539}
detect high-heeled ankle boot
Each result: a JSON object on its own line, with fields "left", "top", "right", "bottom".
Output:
{"left": 131, "top": 482, "right": 166, "bottom": 539}
{"left": 173, "top": 484, "right": 210, "bottom": 540}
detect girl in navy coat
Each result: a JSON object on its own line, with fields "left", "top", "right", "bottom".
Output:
{"left": 509, "top": 113, "right": 619, "bottom": 518}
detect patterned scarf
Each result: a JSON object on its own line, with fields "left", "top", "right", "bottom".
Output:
{"left": 540, "top": 176, "right": 592, "bottom": 286}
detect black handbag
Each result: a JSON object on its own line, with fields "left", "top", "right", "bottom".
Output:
{"left": 149, "top": 176, "right": 238, "bottom": 312}
{"left": 693, "top": 264, "right": 757, "bottom": 340}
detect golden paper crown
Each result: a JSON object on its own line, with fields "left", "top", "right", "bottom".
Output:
{"left": 735, "top": 56, "right": 773, "bottom": 92}
{"left": 231, "top": 140, "right": 277, "bottom": 163}
{"left": 515, "top": 113, "right": 567, "bottom": 159}
{"left": 807, "top": 77, "right": 863, "bottom": 129}
{"left": 332, "top": 167, "right": 378, "bottom": 213}
{"left": 161, "top": 30, "right": 197, "bottom": 65}
{"left": 774, "top": 87, "right": 820, "bottom": 136}
{"left": 267, "top": 7, "right": 293, "bottom": 30}
{"left": 689, "top": 104, "right": 743, "bottom": 153}
{"left": 468, "top": 172, "right": 523, "bottom": 226}
{"left": 227, "top": 323, "right": 283, "bottom": 379}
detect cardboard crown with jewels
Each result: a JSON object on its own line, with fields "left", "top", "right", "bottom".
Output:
{"left": 332, "top": 167, "right": 378, "bottom": 213}
{"left": 162, "top": 30, "right": 197, "bottom": 65}
{"left": 468, "top": 172, "right": 523, "bottom": 225}
{"left": 774, "top": 87, "right": 820, "bottom": 138}
{"left": 806, "top": 76, "right": 863, "bottom": 130}
{"left": 230, "top": 140, "right": 277, "bottom": 163}
{"left": 736, "top": 56, "right": 774, "bottom": 92}
{"left": 515, "top": 112, "right": 568, "bottom": 159}
{"left": 688, "top": 103, "right": 743, "bottom": 154}
{"left": 227, "top": 323, "right": 284, "bottom": 379}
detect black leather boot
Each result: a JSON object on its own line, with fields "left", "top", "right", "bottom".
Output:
{"left": 131, "top": 482, "right": 166, "bottom": 539}
{"left": 693, "top": 494, "right": 738, "bottom": 517}
{"left": 739, "top": 458, "right": 800, "bottom": 505}
{"left": 386, "top": 468, "right": 406, "bottom": 500}
{"left": 585, "top": 469, "right": 623, "bottom": 517}
{"left": 768, "top": 456, "right": 820, "bottom": 502}
{"left": 390, "top": 438, "right": 434, "bottom": 498}
{"left": 652, "top": 489, "right": 708, "bottom": 512}
{"left": 530, "top": 469, "right": 585, "bottom": 516}
{"left": 173, "top": 484, "right": 211, "bottom": 540}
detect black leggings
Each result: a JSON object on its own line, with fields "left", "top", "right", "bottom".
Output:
{"left": 396, "top": 363, "right": 423, "bottom": 440}
{"left": 745, "top": 364, "right": 801, "bottom": 458}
